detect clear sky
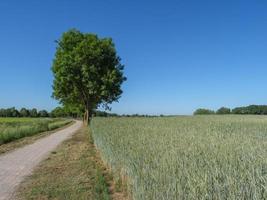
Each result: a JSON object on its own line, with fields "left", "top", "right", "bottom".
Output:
{"left": 0, "top": 0, "right": 267, "bottom": 115}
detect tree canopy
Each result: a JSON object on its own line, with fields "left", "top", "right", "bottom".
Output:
{"left": 51, "top": 29, "right": 126, "bottom": 124}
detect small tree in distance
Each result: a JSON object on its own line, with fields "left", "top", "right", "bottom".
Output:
{"left": 38, "top": 110, "right": 49, "bottom": 117}
{"left": 51, "top": 29, "right": 126, "bottom": 125}
{"left": 216, "top": 107, "right": 231, "bottom": 115}
{"left": 20, "top": 108, "right": 30, "bottom": 117}
{"left": 29, "top": 108, "right": 38, "bottom": 117}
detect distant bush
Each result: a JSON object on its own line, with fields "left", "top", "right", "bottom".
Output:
{"left": 216, "top": 107, "right": 231, "bottom": 114}
{"left": 194, "top": 108, "right": 215, "bottom": 115}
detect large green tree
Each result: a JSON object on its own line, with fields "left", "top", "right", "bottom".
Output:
{"left": 52, "top": 29, "right": 126, "bottom": 125}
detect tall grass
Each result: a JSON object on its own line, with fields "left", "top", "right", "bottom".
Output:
{"left": 0, "top": 118, "right": 72, "bottom": 144}
{"left": 91, "top": 115, "right": 267, "bottom": 200}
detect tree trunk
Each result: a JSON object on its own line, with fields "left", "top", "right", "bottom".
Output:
{"left": 83, "top": 111, "right": 86, "bottom": 125}
{"left": 83, "top": 108, "right": 91, "bottom": 126}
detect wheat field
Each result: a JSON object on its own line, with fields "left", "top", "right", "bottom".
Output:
{"left": 91, "top": 115, "right": 267, "bottom": 200}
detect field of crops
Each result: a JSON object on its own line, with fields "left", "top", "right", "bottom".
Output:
{"left": 91, "top": 115, "right": 267, "bottom": 200}
{"left": 0, "top": 118, "right": 72, "bottom": 144}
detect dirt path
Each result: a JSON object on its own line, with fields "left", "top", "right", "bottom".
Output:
{"left": 0, "top": 120, "right": 82, "bottom": 200}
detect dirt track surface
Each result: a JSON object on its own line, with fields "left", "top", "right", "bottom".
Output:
{"left": 0, "top": 120, "right": 82, "bottom": 200}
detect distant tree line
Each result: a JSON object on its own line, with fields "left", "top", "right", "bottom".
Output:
{"left": 8, "top": 105, "right": 265, "bottom": 118}
{"left": 194, "top": 105, "right": 267, "bottom": 115}
{"left": 193, "top": 108, "right": 216, "bottom": 115}
{"left": 0, "top": 107, "right": 49, "bottom": 118}
{"left": 53, "top": 108, "right": 171, "bottom": 118}
{"left": 93, "top": 112, "right": 163, "bottom": 118}
{"left": 50, "top": 107, "right": 120, "bottom": 118}
{"left": 0, "top": 107, "right": 122, "bottom": 118}
{"left": 231, "top": 105, "right": 267, "bottom": 115}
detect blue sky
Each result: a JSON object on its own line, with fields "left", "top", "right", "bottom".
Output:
{"left": 0, "top": 0, "right": 267, "bottom": 115}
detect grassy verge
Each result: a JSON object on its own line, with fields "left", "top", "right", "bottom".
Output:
{"left": 0, "top": 120, "right": 74, "bottom": 154}
{"left": 16, "top": 126, "right": 122, "bottom": 200}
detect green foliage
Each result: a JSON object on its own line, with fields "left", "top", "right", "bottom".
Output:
{"left": 50, "top": 106, "right": 118, "bottom": 118}
{"left": 50, "top": 107, "right": 67, "bottom": 118}
{"left": 91, "top": 116, "right": 267, "bottom": 199}
{"left": 63, "top": 103, "right": 83, "bottom": 117}
{"left": 51, "top": 29, "right": 126, "bottom": 123}
{"left": 216, "top": 107, "right": 231, "bottom": 114}
{"left": 194, "top": 108, "right": 215, "bottom": 115}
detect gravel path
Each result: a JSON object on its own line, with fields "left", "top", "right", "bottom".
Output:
{"left": 0, "top": 120, "right": 82, "bottom": 200}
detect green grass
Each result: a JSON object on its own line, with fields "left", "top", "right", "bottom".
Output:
{"left": 91, "top": 115, "right": 267, "bottom": 200}
{"left": 0, "top": 118, "right": 72, "bottom": 144}
{"left": 17, "top": 127, "right": 111, "bottom": 200}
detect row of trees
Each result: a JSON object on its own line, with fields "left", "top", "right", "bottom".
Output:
{"left": 0, "top": 107, "right": 49, "bottom": 117}
{"left": 194, "top": 105, "right": 267, "bottom": 115}
{"left": 0, "top": 107, "right": 120, "bottom": 118}
{"left": 232, "top": 105, "right": 267, "bottom": 115}
{"left": 4, "top": 105, "right": 266, "bottom": 118}
{"left": 0, "top": 107, "right": 175, "bottom": 118}
{"left": 50, "top": 107, "right": 119, "bottom": 118}
{"left": 0, "top": 107, "right": 85, "bottom": 118}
